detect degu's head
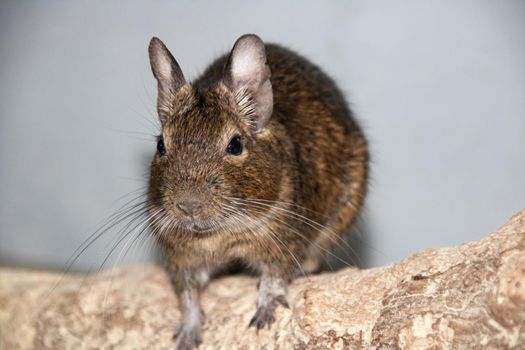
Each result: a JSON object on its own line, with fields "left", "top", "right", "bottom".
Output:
{"left": 147, "top": 34, "right": 285, "bottom": 236}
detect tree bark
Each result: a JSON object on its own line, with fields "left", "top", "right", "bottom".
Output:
{"left": 1, "top": 210, "right": 524, "bottom": 349}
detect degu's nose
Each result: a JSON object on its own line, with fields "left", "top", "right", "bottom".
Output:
{"left": 176, "top": 199, "right": 203, "bottom": 217}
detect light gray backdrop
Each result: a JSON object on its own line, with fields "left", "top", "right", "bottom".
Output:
{"left": 1, "top": 0, "right": 524, "bottom": 271}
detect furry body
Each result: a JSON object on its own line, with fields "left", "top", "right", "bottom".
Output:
{"left": 147, "top": 35, "right": 368, "bottom": 349}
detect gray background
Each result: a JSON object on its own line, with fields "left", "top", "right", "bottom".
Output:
{"left": 1, "top": 1, "right": 524, "bottom": 271}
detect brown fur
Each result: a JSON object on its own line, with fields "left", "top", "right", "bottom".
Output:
{"left": 147, "top": 35, "right": 368, "bottom": 349}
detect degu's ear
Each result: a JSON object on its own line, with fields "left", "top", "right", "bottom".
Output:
{"left": 148, "top": 37, "right": 186, "bottom": 121}
{"left": 224, "top": 34, "right": 273, "bottom": 133}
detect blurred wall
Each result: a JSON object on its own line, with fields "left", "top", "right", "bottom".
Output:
{"left": 1, "top": 0, "right": 524, "bottom": 270}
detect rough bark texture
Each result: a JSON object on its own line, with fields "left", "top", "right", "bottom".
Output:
{"left": 1, "top": 210, "right": 524, "bottom": 349}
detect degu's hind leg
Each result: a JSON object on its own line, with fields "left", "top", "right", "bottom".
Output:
{"left": 301, "top": 198, "right": 364, "bottom": 273}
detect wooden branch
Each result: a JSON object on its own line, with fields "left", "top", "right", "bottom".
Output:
{"left": 1, "top": 210, "right": 524, "bottom": 349}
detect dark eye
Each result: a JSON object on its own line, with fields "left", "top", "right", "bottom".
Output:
{"left": 226, "top": 135, "right": 243, "bottom": 155}
{"left": 157, "top": 137, "right": 166, "bottom": 156}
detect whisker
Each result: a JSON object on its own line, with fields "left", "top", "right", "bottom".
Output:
{"left": 46, "top": 195, "right": 153, "bottom": 299}
{"left": 221, "top": 205, "right": 309, "bottom": 279}
{"left": 226, "top": 197, "right": 360, "bottom": 268}
{"left": 237, "top": 204, "right": 350, "bottom": 270}
{"left": 101, "top": 207, "right": 166, "bottom": 322}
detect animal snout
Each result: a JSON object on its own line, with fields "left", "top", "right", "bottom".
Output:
{"left": 176, "top": 199, "right": 203, "bottom": 217}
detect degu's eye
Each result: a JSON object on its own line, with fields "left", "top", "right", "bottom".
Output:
{"left": 157, "top": 136, "right": 166, "bottom": 156}
{"left": 226, "top": 135, "right": 243, "bottom": 155}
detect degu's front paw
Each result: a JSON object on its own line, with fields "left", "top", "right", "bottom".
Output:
{"left": 248, "top": 295, "right": 289, "bottom": 331}
{"left": 174, "top": 323, "right": 203, "bottom": 350}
